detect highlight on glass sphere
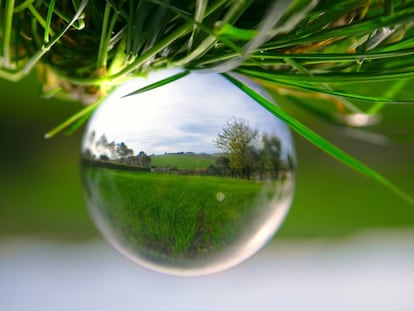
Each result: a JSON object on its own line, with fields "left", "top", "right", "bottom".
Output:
{"left": 81, "top": 69, "right": 296, "bottom": 276}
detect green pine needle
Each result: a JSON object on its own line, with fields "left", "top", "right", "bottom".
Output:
{"left": 122, "top": 70, "right": 190, "bottom": 97}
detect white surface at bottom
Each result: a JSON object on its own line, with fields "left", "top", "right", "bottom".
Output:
{"left": 1, "top": 230, "right": 414, "bottom": 311}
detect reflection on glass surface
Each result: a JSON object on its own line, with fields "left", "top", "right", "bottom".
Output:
{"left": 81, "top": 70, "right": 296, "bottom": 276}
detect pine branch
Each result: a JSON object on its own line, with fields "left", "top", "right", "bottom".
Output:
{"left": 1, "top": 0, "right": 413, "bottom": 203}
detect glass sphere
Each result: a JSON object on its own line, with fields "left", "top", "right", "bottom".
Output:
{"left": 81, "top": 70, "right": 295, "bottom": 276}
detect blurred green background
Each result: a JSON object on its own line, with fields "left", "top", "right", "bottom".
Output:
{"left": 0, "top": 73, "right": 413, "bottom": 242}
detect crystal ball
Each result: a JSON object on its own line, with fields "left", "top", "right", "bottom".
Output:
{"left": 81, "top": 69, "right": 295, "bottom": 276}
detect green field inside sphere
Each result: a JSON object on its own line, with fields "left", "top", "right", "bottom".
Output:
{"left": 150, "top": 154, "right": 216, "bottom": 171}
{"left": 82, "top": 165, "right": 280, "bottom": 262}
